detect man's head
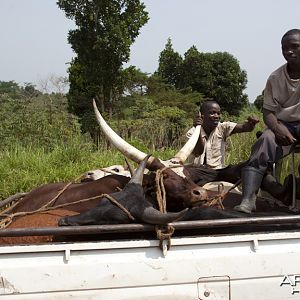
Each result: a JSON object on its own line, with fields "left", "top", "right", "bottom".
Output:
{"left": 281, "top": 29, "right": 300, "bottom": 67}
{"left": 200, "top": 100, "right": 221, "bottom": 129}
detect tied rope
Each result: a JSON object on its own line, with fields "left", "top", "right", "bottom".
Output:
{"left": 202, "top": 179, "right": 242, "bottom": 209}
{"left": 154, "top": 166, "right": 175, "bottom": 251}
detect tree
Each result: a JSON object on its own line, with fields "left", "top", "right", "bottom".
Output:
{"left": 254, "top": 93, "right": 264, "bottom": 111}
{"left": 122, "top": 66, "right": 149, "bottom": 96}
{"left": 204, "top": 52, "right": 248, "bottom": 114}
{"left": 157, "top": 43, "right": 249, "bottom": 115}
{"left": 180, "top": 46, "right": 212, "bottom": 92}
{"left": 57, "top": 0, "right": 149, "bottom": 131}
{"left": 157, "top": 38, "right": 183, "bottom": 88}
{"left": 0, "top": 81, "right": 22, "bottom": 99}
{"left": 22, "top": 83, "right": 41, "bottom": 98}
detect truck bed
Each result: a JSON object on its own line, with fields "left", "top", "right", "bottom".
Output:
{"left": 0, "top": 217, "right": 300, "bottom": 299}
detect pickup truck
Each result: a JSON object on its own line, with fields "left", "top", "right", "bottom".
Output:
{"left": 0, "top": 215, "right": 300, "bottom": 300}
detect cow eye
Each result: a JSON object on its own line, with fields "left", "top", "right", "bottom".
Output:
{"left": 112, "top": 168, "right": 120, "bottom": 172}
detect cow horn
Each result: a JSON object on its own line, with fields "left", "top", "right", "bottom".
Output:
{"left": 93, "top": 99, "right": 154, "bottom": 166}
{"left": 129, "top": 155, "right": 150, "bottom": 185}
{"left": 141, "top": 207, "right": 188, "bottom": 225}
{"left": 174, "top": 125, "right": 201, "bottom": 162}
{"left": 124, "top": 157, "right": 135, "bottom": 177}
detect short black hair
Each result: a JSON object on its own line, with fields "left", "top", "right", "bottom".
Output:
{"left": 281, "top": 29, "right": 300, "bottom": 42}
{"left": 200, "top": 100, "right": 220, "bottom": 114}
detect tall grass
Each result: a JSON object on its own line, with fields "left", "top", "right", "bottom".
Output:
{"left": 0, "top": 139, "right": 179, "bottom": 200}
{"left": 0, "top": 141, "right": 124, "bottom": 200}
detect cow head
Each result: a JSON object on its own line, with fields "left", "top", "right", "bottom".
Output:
{"left": 93, "top": 99, "right": 208, "bottom": 210}
{"left": 59, "top": 155, "right": 188, "bottom": 226}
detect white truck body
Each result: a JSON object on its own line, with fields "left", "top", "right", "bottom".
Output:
{"left": 1, "top": 222, "right": 300, "bottom": 300}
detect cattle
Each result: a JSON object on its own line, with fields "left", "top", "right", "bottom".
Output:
{"left": 59, "top": 155, "right": 187, "bottom": 226}
{"left": 7, "top": 173, "right": 131, "bottom": 214}
{"left": 0, "top": 209, "right": 77, "bottom": 245}
{"left": 0, "top": 156, "right": 188, "bottom": 245}
{"left": 92, "top": 99, "right": 208, "bottom": 211}
{"left": 82, "top": 164, "right": 132, "bottom": 182}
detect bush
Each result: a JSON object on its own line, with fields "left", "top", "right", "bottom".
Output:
{"left": 0, "top": 95, "right": 83, "bottom": 151}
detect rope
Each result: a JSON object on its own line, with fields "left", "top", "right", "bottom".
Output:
{"left": 0, "top": 193, "right": 28, "bottom": 210}
{"left": 155, "top": 167, "right": 167, "bottom": 213}
{"left": 155, "top": 225, "right": 175, "bottom": 251}
{"left": 201, "top": 179, "right": 242, "bottom": 209}
{"left": 104, "top": 194, "right": 135, "bottom": 221}
{"left": 154, "top": 167, "right": 175, "bottom": 251}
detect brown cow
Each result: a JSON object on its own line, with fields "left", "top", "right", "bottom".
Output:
{"left": 8, "top": 174, "right": 131, "bottom": 214}
{"left": 0, "top": 209, "right": 77, "bottom": 245}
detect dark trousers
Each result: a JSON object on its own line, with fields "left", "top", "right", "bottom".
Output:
{"left": 248, "top": 122, "right": 300, "bottom": 172}
{"left": 185, "top": 161, "right": 248, "bottom": 186}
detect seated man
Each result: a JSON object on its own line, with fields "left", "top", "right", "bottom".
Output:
{"left": 185, "top": 100, "right": 259, "bottom": 186}
{"left": 187, "top": 100, "right": 259, "bottom": 169}
{"left": 235, "top": 29, "right": 300, "bottom": 213}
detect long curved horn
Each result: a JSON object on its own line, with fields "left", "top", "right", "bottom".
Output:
{"left": 174, "top": 125, "right": 201, "bottom": 162}
{"left": 129, "top": 155, "right": 150, "bottom": 185}
{"left": 141, "top": 207, "right": 188, "bottom": 225}
{"left": 93, "top": 99, "right": 155, "bottom": 165}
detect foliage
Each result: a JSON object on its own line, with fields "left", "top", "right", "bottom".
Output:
{"left": 156, "top": 38, "right": 183, "bottom": 87}
{"left": 0, "top": 80, "right": 40, "bottom": 99}
{"left": 121, "top": 66, "right": 149, "bottom": 96}
{"left": 0, "top": 142, "right": 120, "bottom": 200}
{"left": 156, "top": 40, "right": 249, "bottom": 115}
{"left": 225, "top": 105, "right": 265, "bottom": 164}
{"left": 203, "top": 52, "right": 248, "bottom": 115}
{"left": 254, "top": 93, "right": 264, "bottom": 111}
{"left": 0, "top": 94, "right": 83, "bottom": 151}
{"left": 0, "top": 81, "right": 21, "bottom": 98}
{"left": 57, "top": 0, "right": 149, "bottom": 134}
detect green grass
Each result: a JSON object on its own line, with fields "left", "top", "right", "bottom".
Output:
{"left": 0, "top": 139, "right": 179, "bottom": 200}
{"left": 0, "top": 142, "right": 123, "bottom": 200}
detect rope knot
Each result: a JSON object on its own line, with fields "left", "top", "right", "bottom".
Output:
{"left": 155, "top": 225, "right": 175, "bottom": 251}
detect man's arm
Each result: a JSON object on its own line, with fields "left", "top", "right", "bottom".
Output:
{"left": 263, "top": 109, "right": 296, "bottom": 145}
{"left": 191, "top": 113, "right": 205, "bottom": 156}
{"left": 231, "top": 115, "right": 260, "bottom": 134}
{"left": 192, "top": 133, "right": 205, "bottom": 156}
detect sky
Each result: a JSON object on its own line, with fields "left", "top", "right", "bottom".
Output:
{"left": 1, "top": 0, "right": 300, "bottom": 101}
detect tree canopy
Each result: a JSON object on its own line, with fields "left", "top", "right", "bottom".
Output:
{"left": 57, "top": 0, "right": 149, "bottom": 128}
{"left": 157, "top": 39, "right": 249, "bottom": 115}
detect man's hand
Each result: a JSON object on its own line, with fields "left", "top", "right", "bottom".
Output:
{"left": 247, "top": 115, "right": 260, "bottom": 126}
{"left": 234, "top": 115, "right": 260, "bottom": 133}
{"left": 273, "top": 122, "right": 297, "bottom": 146}
{"left": 193, "top": 113, "right": 203, "bottom": 127}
